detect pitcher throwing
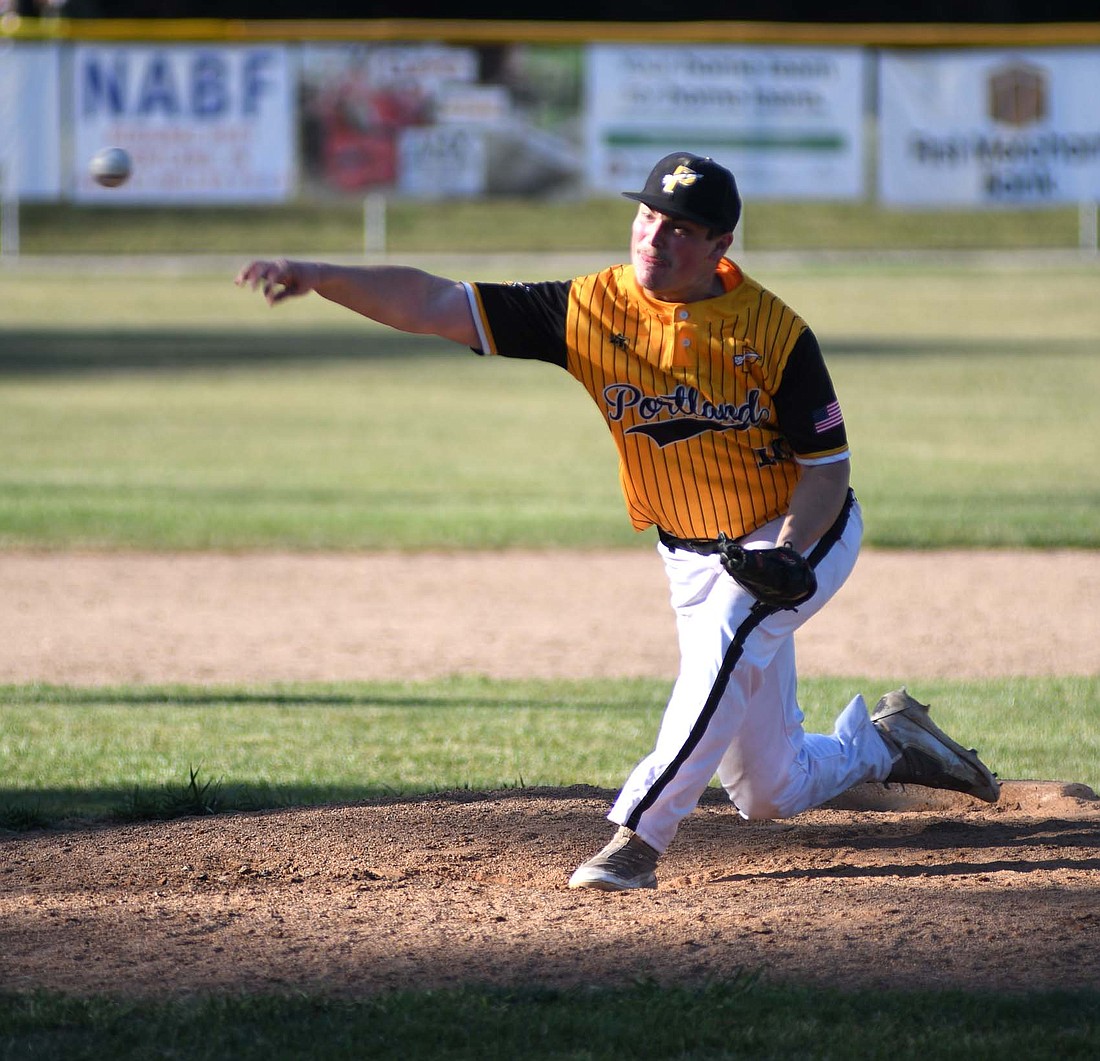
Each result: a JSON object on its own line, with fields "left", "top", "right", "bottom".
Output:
{"left": 237, "top": 152, "right": 999, "bottom": 891}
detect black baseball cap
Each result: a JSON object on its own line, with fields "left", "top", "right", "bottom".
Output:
{"left": 622, "top": 152, "right": 742, "bottom": 234}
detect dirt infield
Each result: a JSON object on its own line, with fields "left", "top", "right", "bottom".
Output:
{"left": 1, "top": 549, "right": 1098, "bottom": 998}
{"left": 3, "top": 548, "right": 1098, "bottom": 683}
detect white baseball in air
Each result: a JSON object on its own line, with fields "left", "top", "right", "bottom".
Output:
{"left": 89, "top": 146, "right": 132, "bottom": 188}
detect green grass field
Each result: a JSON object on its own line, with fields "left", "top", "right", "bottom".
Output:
{"left": 1, "top": 213, "right": 1098, "bottom": 1057}
{"left": 1, "top": 255, "right": 1097, "bottom": 550}
{"left": 2, "top": 676, "right": 1097, "bottom": 831}
{"left": 16, "top": 198, "right": 1092, "bottom": 255}
{"left": 2, "top": 980, "right": 1097, "bottom": 1061}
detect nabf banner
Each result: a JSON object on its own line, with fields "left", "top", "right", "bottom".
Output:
{"left": 879, "top": 49, "right": 1100, "bottom": 206}
{"left": 586, "top": 45, "right": 866, "bottom": 200}
{"left": 72, "top": 45, "right": 294, "bottom": 203}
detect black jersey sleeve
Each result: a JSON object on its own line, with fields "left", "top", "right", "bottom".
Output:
{"left": 469, "top": 280, "right": 571, "bottom": 368}
{"left": 771, "top": 328, "right": 850, "bottom": 460}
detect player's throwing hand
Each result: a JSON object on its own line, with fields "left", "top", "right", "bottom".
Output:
{"left": 235, "top": 259, "right": 320, "bottom": 305}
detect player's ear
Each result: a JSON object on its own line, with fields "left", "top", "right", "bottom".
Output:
{"left": 710, "top": 232, "right": 734, "bottom": 260}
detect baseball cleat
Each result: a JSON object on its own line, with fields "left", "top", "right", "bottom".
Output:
{"left": 568, "top": 826, "right": 659, "bottom": 891}
{"left": 872, "top": 688, "right": 1000, "bottom": 803}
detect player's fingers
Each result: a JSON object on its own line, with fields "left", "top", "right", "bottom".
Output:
{"left": 236, "top": 259, "right": 286, "bottom": 293}
{"left": 236, "top": 262, "right": 285, "bottom": 304}
{"left": 235, "top": 258, "right": 308, "bottom": 305}
{"left": 262, "top": 276, "right": 287, "bottom": 304}
{"left": 267, "top": 258, "right": 298, "bottom": 303}
{"left": 234, "top": 260, "right": 268, "bottom": 288}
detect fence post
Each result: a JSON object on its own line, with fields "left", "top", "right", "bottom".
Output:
{"left": 1079, "top": 201, "right": 1098, "bottom": 257}
{"left": 0, "top": 38, "right": 19, "bottom": 259}
{"left": 364, "top": 192, "right": 386, "bottom": 255}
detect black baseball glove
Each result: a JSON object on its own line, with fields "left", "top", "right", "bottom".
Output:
{"left": 716, "top": 535, "right": 817, "bottom": 610}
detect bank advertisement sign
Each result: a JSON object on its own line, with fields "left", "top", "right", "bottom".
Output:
{"left": 879, "top": 49, "right": 1100, "bottom": 206}
{"left": 586, "top": 45, "right": 866, "bottom": 200}
{"left": 72, "top": 44, "right": 294, "bottom": 203}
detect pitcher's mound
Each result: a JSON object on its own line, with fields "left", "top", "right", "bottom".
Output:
{"left": 3, "top": 778, "right": 1098, "bottom": 999}
{"left": 825, "top": 779, "right": 1098, "bottom": 813}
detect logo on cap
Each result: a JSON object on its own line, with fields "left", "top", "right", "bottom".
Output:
{"left": 660, "top": 165, "right": 702, "bottom": 195}
{"left": 622, "top": 152, "right": 741, "bottom": 234}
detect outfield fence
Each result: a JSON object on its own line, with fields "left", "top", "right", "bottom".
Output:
{"left": 1, "top": 17, "right": 1099, "bottom": 256}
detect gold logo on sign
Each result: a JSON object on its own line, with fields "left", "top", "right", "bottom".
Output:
{"left": 661, "top": 165, "right": 701, "bottom": 194}
{"left": 988, "top": 63, "right": 1047, "bottom": 127}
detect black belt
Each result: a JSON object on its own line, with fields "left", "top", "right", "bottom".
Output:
{"left": 657, "top": 528, "right": 725, "bottom": 555}
{"left": 658, "top": 491, "right": 857, "bottom": 559}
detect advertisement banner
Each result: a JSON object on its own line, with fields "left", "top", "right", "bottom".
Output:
{"left": 298, "top": 43, "right": 582, "bottom": 199}
{"left": 585, "top": 45, "right": 866, "bottom": 200}
{"left": 1, "top": 43, "right": 62, "bottom": 200}
{"left": 879, "top": 49, "right": 1100, "bottom": 206}
{"left": 72, "top": 44, "right": 294, "bottom": 204}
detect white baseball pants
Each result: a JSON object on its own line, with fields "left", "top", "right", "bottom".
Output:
{"left": 609, "top": 494, "right": 894, "bottom": 854}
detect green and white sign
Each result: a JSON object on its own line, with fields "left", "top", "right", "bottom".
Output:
{"left": 585, "top": 44, "right": 866, "bottom": 200}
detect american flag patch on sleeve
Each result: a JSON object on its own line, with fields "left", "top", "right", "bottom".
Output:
{"left": 812, "top": 399, "right": 844, "bottom": 433}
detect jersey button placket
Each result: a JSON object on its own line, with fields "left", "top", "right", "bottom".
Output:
{"left": 671, "top": 307, "right": 696, "bottom": 368}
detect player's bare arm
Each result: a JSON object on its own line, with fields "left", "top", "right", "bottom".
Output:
{"left": 776, "top": 459, "right": 851, "bottom": 553}
{"left": 235, "top": 259, "right": 479, "bottom": 348}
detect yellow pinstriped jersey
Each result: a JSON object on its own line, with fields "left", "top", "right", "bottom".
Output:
{"left": 467, "top": 258, "right": 849, "bottom": 540}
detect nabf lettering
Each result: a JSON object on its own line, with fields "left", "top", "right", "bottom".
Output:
{"left": 79, "top": 46, "right": 280, "bottom": 120}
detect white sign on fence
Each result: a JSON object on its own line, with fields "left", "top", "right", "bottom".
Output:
{"left": 879, "top": 49, "right": 1100, "bottom": 206}
{"left": 585, "top": 44, "right": 866, "bottom": 201}
{"left": 397, "top": 126, "right": 488, "bottom": 197}
{"left": 72, "top": 44, "right": 294, "bottom": 204}
{"left": 2, "top": 43, "right": 62, "bottom": 200}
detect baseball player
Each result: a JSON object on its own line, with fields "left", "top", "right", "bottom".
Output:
{"left": 236, "top": 152, "right": 1000, "bottom": 891}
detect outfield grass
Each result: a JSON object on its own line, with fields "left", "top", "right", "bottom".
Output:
{"left": 0, "top": 337, "right": 1094, "bottom": 549}
{"left": 1, "top": 256, "right": 1097, "bottom": 550}
{"left": 16, "top": 199, "right": 1091, "bottom": 255}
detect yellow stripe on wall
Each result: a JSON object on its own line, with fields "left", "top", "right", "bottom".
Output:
{"left": 4, "top": 17, "right": 1100, "bottom": 47}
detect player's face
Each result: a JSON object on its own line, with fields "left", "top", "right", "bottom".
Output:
{"left": 630, "top": 204, "right": 732, "bottom": 303}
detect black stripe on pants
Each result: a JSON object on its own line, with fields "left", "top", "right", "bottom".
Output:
{"left": 625, "top": 490, "right": 856, "bottom": 833}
